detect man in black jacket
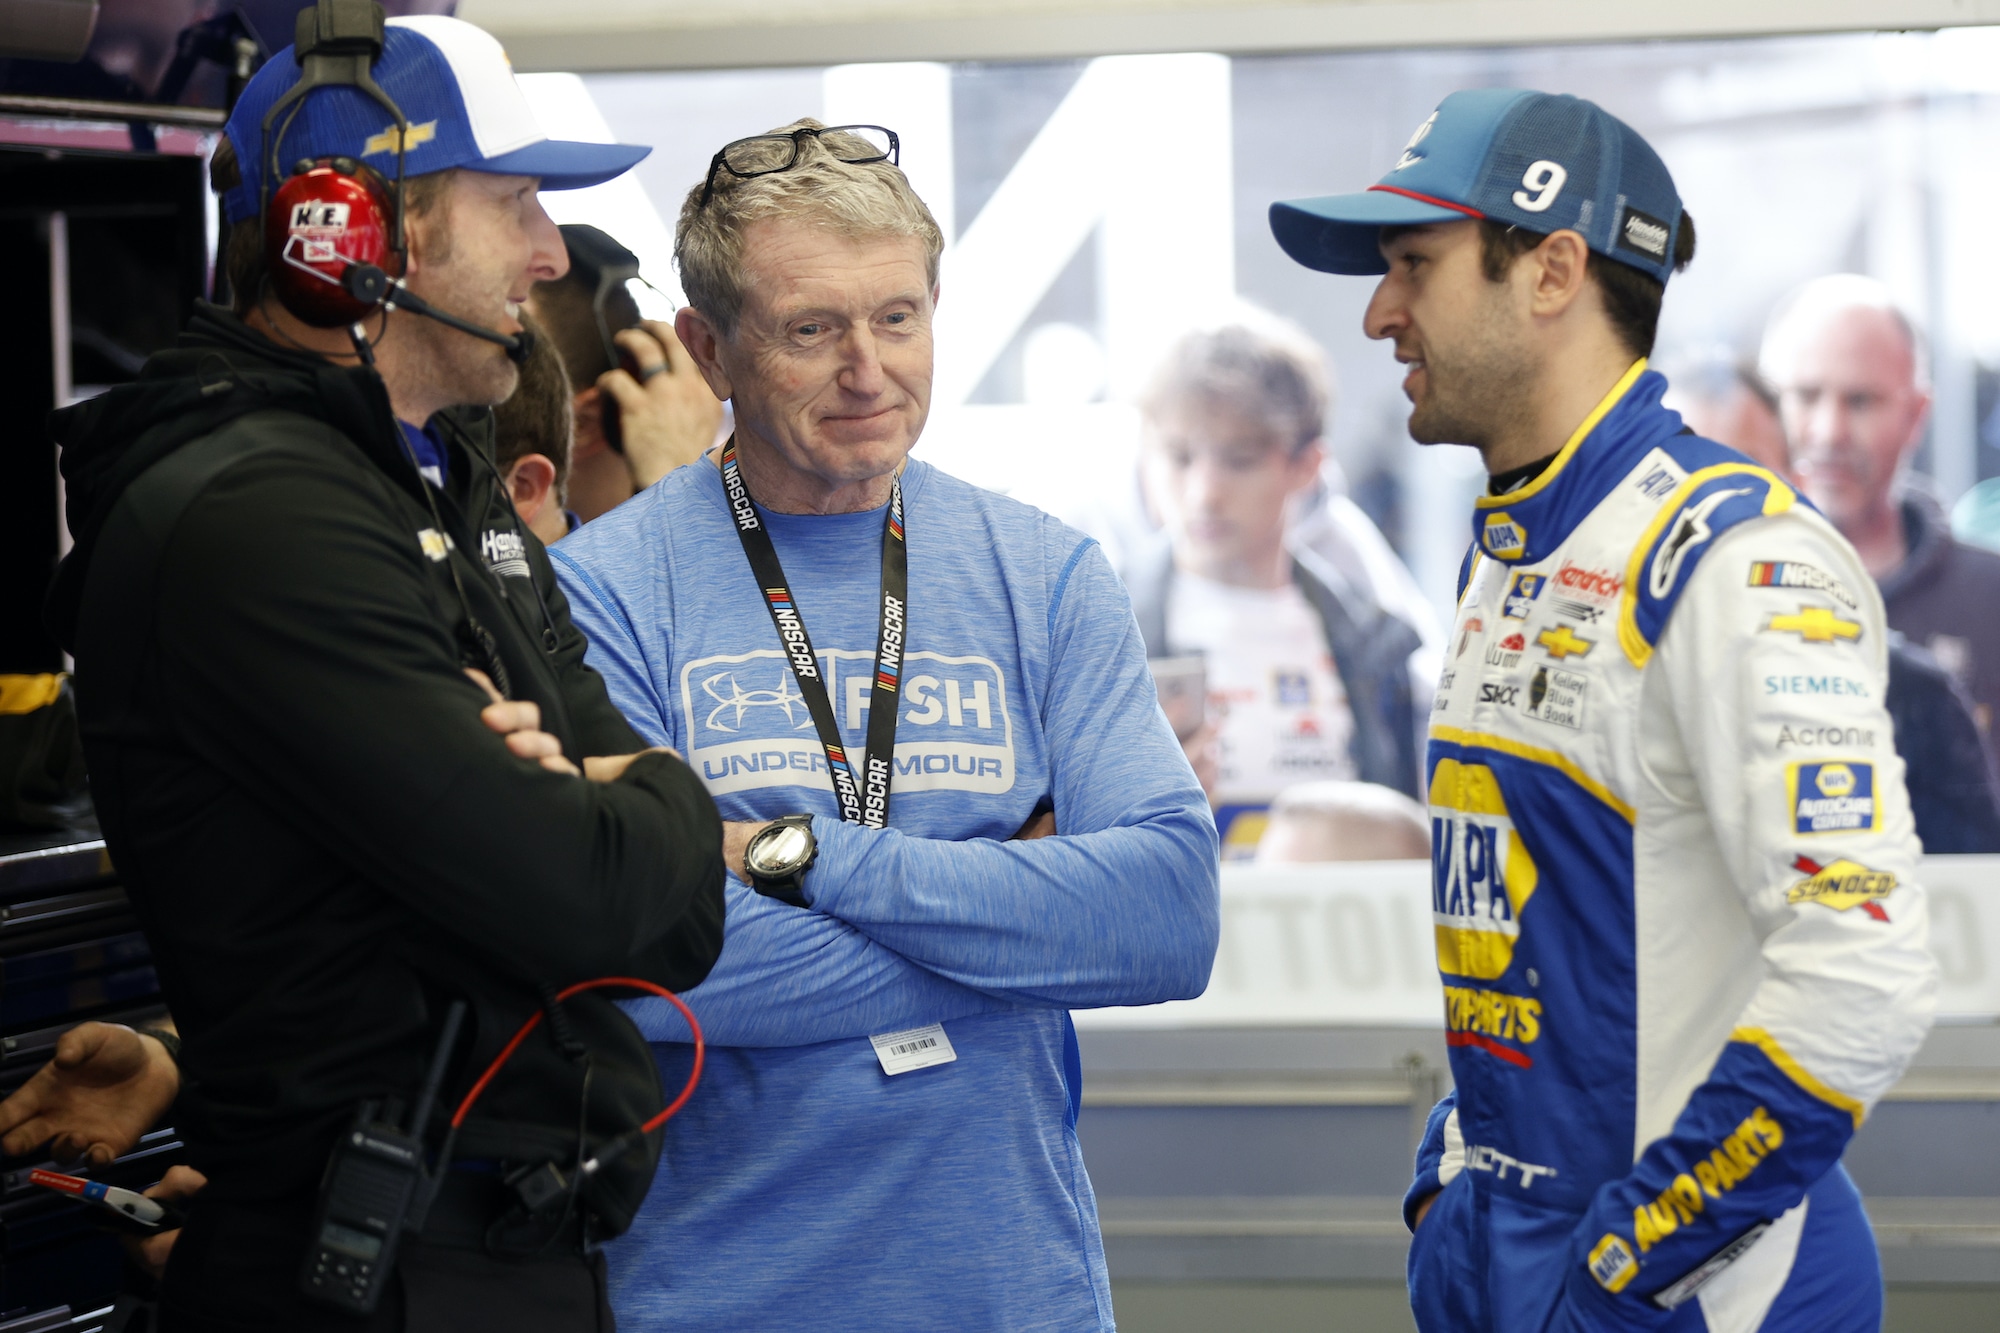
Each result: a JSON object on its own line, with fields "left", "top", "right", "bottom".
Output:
{"left": 13, "top": 14, "right": 724, "bottom": 1330}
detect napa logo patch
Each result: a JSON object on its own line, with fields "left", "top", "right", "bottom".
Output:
{"left": 1429, "top": 759, "right": 1538, "bottom": 982}
{"left": 1482, "top": 512, "right": 1527, "bottom": 560}
{"left": 1502, "top": 573, "right": 1545, "bottom": 620}
{"left": 680, "top": 648, "right": 1016, "bottom": 797}
{"left": 1789, "top": 760, "right": 1877, "bottom": 834}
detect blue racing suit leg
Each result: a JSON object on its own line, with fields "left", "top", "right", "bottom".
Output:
{"left": 1752, "top": 1165, "right": 1882, "bottom": 1333}
{"left": 1408, "top": 1175, "right": 1491, "bottom": 1333}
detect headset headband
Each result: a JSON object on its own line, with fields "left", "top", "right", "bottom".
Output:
{"left": 259, "top": 0, "right": 408, "bottom": 254}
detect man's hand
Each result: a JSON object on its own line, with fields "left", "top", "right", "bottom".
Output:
{"left": 466, "top": 668, "right": 579, "bottom": 775}
{"left": 1412, "top": 1191, "right": 1438, "bottom": 1229}
{"left": 468, "top": 669, "right": 680, "bottom": 782}
{"left": 123, "top": 1164, "right": 206, "bottom": 1280}
{"left": 600, "top": 322, "right": 725, "bottom": 491}
{"left": 722, "top": 820, "right": 771, "bottom": 879}
{"left": 583, "top": 748, "right": 681, "bottom": 783}
{"left": 0, "top": 1023, "right": 181, "bottom": 1166}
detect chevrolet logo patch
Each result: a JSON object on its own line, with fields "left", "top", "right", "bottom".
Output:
{"left": 1535, "top": 626, "right": 1593, "bottom": 660}
{"left": 364, "top": 120, "right": 437, "bottom": 156}
{"left": 1765, "top": 606, "right": 1861, "bottom": 644}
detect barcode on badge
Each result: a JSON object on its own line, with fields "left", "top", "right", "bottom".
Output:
{"left": 869, "top": 1023, "right": 957, "bottom": 1076}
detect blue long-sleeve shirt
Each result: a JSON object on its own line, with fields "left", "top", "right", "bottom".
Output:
{"left": 551, "top": 456, "right": 1220, "bottom": 1331}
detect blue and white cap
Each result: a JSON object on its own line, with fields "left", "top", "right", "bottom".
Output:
{"left": 1269, "top": 88, "right": 1684, "bottom": 284}
{"left": 222, "top": 15, "right": 648, "bottom": 224}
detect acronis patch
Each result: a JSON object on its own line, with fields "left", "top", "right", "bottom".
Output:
{"left": 1788, "top": 760, "right": 1877, "bottom": 835}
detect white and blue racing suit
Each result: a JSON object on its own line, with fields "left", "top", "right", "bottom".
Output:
{"left": 1410, "top": 362, "right": 1938, "bottom": 1332}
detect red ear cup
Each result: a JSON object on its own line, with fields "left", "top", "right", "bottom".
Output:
{"left": 265, "top": 158, "right": 405, "bottom": 327}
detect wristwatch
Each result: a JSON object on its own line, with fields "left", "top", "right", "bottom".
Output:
{"left": 743, "top": 814, "right": 818, "bottom": 908}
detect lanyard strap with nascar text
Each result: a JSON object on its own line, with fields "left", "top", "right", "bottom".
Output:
{"left": 718, "top": 437, "right": 906, "bottom": 827}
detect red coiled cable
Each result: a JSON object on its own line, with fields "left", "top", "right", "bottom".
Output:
{"left": 450, "top": 978, "right": 704, "bottom": 1145}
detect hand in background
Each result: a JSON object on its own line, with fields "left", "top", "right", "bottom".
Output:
{"left": 0, "top": 1022, "right": 181, "bottom": 1166}
{"left": 600, "top": 321, "right": 725, "bottom": 491}
{"left": 123, "top": 1164, "right": 207, "bottom": 1280}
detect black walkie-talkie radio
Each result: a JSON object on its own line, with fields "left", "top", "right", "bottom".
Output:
{"left": 300, "top": 1000, "right": 466, "bottom": 1313}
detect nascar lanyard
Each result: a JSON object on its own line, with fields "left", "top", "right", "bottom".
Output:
{"left": 718, "top": 436, "right": 906, "bottom": 828}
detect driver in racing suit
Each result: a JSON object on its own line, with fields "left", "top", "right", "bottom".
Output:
{"left": 1270, "top": 89, "right": 1937, "bottom": 1332}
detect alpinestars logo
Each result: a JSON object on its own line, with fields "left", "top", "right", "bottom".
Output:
{"left": 1393, "top": 112, "right": 1438, "bottom": 171}
{"left": 1650, "top": 487, "right": 1753, "bottom": 598}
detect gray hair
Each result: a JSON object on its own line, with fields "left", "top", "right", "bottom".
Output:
{"left": 675, "top": 118, "right": 945, "bottom": 336}
{"left": 1758, "top": 273, "right": 1930, "bottom": 392}
{"left": 1141, "top": 310, "right": 1334, "bottom": 453}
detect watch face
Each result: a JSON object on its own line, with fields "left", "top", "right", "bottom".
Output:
{"left": 747, "top": 822, "right": 812, "bottom": 876}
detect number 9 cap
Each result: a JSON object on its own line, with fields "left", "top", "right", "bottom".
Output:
{"left": 1269, "top": 88, "right": 1685, "bottom": 284}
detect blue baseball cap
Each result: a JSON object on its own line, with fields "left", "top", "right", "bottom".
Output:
{"left": 1270, "top": 88, "right": 1685, "bottom": 284}
{"left": 222, "top": 15, "right": 648, "bottom": 224}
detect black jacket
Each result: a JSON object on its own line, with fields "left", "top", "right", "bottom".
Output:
{"left": 1121, "top": 535, "right": 1423, "bottom": 799}
{"left": 1880, "top": 492, "right": 2000, "bottom": 774}
{"left": 44, "top": 306, "right": 724, "bottom": 1237}
{"left": 1885, "top": 637, "right": 2000, "bottom": 854}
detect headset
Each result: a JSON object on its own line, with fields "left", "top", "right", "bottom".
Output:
{"left": 257, "top": 0, "right": 533, "bottom": 365}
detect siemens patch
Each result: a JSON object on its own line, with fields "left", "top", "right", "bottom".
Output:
{"left": 1788, "top": 760, "right": 1877, "bottom": 834}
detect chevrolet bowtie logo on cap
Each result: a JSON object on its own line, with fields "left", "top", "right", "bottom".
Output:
{"left": 222, "top": 15, "right": 651, "bottom": 226}
{"left": 1268, "top": 88, "right": 1685, "bottom": 286}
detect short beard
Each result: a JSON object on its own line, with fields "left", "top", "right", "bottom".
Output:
{"left": 391, "top": 206, "right": 517, "bottom": 412}
{"left": 1406, "top": 288, "right": 1539, "bottom": 454}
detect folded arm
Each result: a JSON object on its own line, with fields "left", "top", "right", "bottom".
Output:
{"left": 151, "top": 448, "right": 722, "bottom": 985}
{"left": 804, "top": 541, "right": 1221, "bottom": 1008}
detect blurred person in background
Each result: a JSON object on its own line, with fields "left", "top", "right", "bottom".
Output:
{"left": 525, "top": 224, "right": 724, "bottom": 523}
{"left": 1117, "top": 315, "right": 1426, "bottom": 859}
{"left": 1254, "top": 780, "right": 1430, "bottom": 862}
{"left": 491, "top": 309, "right": 574, "bottom": 545}
{"left": 1760, "top": 275, "right": 2000, "bottom": 772}
{"left": 1666, "top": 346, "right": 2000, "bottom": 852}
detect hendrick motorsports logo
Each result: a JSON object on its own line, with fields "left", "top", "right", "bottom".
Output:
{"left": 680, "top": 648, "right": 1015, "bottom": 796}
